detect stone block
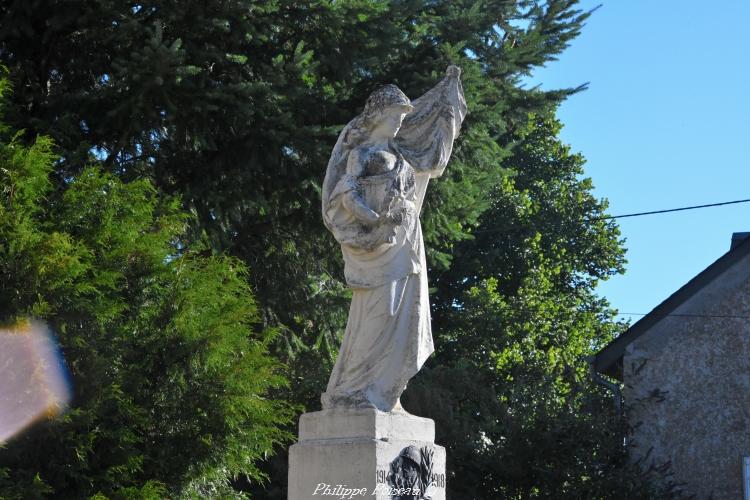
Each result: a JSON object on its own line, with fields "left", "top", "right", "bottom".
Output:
{"left": 288, "top": 409, "right": 446, "bottom": 499}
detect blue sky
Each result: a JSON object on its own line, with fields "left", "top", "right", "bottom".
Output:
{"left": 529, "top": 1, "right": 750, "bottom": 322}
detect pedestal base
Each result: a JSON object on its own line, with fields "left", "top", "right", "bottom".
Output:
{"left": 288, "top": 409, "right": 446, "bottom": 499}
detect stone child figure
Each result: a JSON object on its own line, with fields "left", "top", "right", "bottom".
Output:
{"left": 342, "top": 124, "right": 417, "bottom": 250}
{"left": 321, "top": 66, "right": 466, "bottom": 412}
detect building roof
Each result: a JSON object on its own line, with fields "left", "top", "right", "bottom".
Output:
{"left": 592, "top": 233, "right": 750, "bottom": 380}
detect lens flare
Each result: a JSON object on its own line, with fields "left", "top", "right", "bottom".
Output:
{"left": 0, "top": 320, "right": 72, "bottom": 443}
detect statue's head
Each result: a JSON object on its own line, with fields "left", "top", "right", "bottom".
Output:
{"left": 363, "top": 85, "right": 413, "bottom": 117}
{"left": 398, "top": 445, "right": 422, "bottom": 467}
{"left": 347, "top": 84, "right": 414, "bottom": 145}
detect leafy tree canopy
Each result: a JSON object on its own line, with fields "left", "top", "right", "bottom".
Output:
{"left": 0, "top": 1, "right": 685, "bottom": 497}
{"left": 0, "top": 0, "right": 590, "bottom": 352}
{"left": 0, "top": 78, "right": 292, "bottom": 498}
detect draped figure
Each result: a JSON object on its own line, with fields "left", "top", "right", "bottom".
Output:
{"left": 321, "top": 66, "right": 466, "bottom": 412}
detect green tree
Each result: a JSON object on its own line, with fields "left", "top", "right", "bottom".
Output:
{"left": 0, "top": 78, "right": 292, "bottom": 498}
{"left": 0, "top": 1, "right": 681, "bottom": 497}
{"left": 403, "top": 112, "right": 682, "bottom": 498}
{"left": 0, "top": 0, "right": 589, "bottom": 371}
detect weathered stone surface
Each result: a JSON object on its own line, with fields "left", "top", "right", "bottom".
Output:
{"left": 623, "top": 249, "right": 750, "bottom": 499}
{"left": 298, "top": 408, "right": 435, "bottom": 442}
{"left": 289, "top": 409, "right": 446, "bottom": 500}
{"left": 289, "top": 67, "right": 461, "bottom": 500}
{"left": 320, "top": 66, "right": 466, "bottom": 412}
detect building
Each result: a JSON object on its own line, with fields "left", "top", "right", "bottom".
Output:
{"left": 592, "top": 233, "right": 750, "bottom": 499}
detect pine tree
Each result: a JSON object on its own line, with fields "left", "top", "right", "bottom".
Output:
{"left": 0, "top": 78, "right": 292, "bottom": 498}
{"left": 0, "top": 1, "right": 682, "bottom": 496}
{"left": 0, "top": 0, "right": 592, "bottom": 412}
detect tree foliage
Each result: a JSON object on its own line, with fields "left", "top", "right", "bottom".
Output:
{"left": 0, "top": 79, "right": 292, "bottom": 498}
{"left": 0, "top": 0, "right": 589, "bottom": 367}
{"left": 0, "top": 1, "right": 683, "bottom": 497}
{"left": 403, "top": 113, "right": 680, "bottom": 498}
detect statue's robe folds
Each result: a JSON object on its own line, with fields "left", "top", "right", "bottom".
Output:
{"left": 321, "top": 72, "right": 466, "bottom": 412}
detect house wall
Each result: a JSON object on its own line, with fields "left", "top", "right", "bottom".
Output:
{"left": 623, "top": 252, "right": 750, "bottom": 499}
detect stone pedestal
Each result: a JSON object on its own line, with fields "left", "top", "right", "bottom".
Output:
{"left": 288, "top": 409, "right": 446, "bottom": 499}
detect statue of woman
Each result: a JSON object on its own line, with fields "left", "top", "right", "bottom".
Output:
{"left": 321, "top": 66, "right": 466, "bottom": 413}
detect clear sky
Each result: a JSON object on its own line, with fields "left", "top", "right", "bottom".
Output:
{"left": 528, "top": 1, "right": 750, "bottom": 323}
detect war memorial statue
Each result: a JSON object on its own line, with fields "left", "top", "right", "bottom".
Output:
{"left": 289, "top": 66, "right": 466, "bottom": 500}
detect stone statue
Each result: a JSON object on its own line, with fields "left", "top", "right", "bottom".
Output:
{"left": 321, "top": 66, "right": 466, "bottom": 413}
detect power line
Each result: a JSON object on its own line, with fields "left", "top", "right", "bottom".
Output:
{"left": 473, "top": 197, "right": 750, "bottom": 233}
{"left": 616, "top": 312, "right": 750, "bottom": 320}
{"left": 595, "top": 197, "right": 750, "bottom": 220}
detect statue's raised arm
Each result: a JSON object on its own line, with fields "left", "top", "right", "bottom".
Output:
{"left": 394, "top": 65, "right": 467, "bottom": 178}
{"left": 320, "top": 66, "right": 466, "bottom": 413}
